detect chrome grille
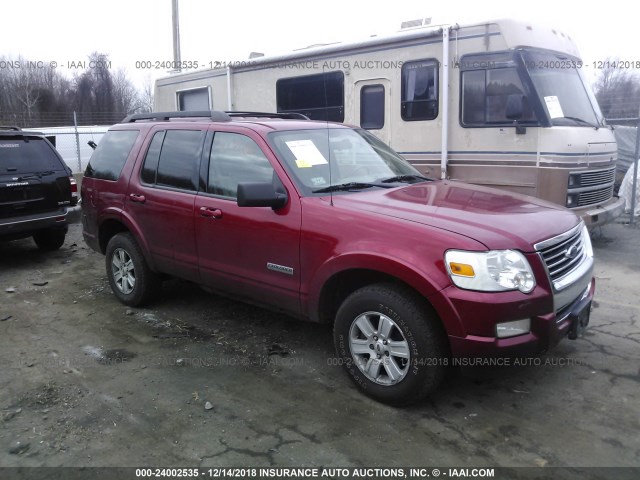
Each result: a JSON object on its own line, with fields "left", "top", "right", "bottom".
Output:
{"left": 537, "top": 227, "right": 586, "bottom": 283}
{"left": 574, "top": 168, "right": 615, "bottom": 187}
{"left": 577, "top": 185, "right": 614, "bottom": 207}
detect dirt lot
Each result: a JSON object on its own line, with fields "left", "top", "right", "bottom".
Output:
{"left": 1, "top": 220, "right": 639, "bottom": 474}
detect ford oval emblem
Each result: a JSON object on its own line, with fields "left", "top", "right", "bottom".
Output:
{"left": 565, "top": 245, "right": 579, "bottom": 259}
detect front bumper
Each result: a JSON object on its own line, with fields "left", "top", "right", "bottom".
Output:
{"left": 577, "top": 195, "right": 625, "bottom": 227}
{"left": 437, "top": 278, "right": 595, "bottom": 358}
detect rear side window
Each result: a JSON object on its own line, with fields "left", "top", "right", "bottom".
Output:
{"left": 85, "top": 130, "right": 139, "bottom": 180}
{"left": 208, "top": 132, "right": 274, "bottom": 198}
{"left": 141, "top": 130, "right": 205, "bottom": 191}
{"left": 0, "top": 137, "right": 63, "bottom": 174}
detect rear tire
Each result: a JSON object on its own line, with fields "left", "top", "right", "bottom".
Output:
{"left": 105, "top": 233, "right": 161, "bottom": 306}
{"left": 333, "top": 283, "right": 448, "bottom": 406}
{"left": 33, "top": 228, "right": 66, "bottom": 251}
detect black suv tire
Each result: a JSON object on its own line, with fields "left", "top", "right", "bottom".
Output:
{"left": 105, "top": 233, "right": 161, "bottom": 307}
{"left": 33, "top": 228, "right": 66, "bottom": 251}
{"left": 334, "top": 283, "right": 449, "bottom": 406}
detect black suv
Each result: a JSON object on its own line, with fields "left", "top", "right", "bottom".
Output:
{"left": 0, "top": 126, "right": 79, "bottom": 250}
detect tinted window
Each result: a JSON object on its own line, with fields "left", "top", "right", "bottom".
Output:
{"left": 462, "top": 68, "right": 536, "bottom": 125}
{"left": 401, "top": 60, "right": 438, "bottom": 121}
{"left": 208, "top": 132, "right": 274, "bottom": 198}
{"left": 140, "top": 131, "right": 166, "bottom": 184}
{"left": 277, "top": 71, "right": 344, "bottom": 122}
{"left": 360, "top": 84, "right": 385, "bottom": 130}
{"left": 177, "top": 87, "right": 210, "bottom": 111}
{"left": 0, "top": 137, "right": 63, "bottom": 174}
{"left": 156, "top": 130, "right": 205, "bottom": 190}
{"left": 85, "top": 130, "right": 139, "bottom": 180}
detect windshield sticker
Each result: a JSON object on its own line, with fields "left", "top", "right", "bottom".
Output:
{"left": 295, "top": 159, "right": 312, "bottom": 168}
{"left": 310, "top": 177, "right": 326, "bottom": 186}
{"left": 285, "top": 140, "right": 328, "bottom": 167}
{"left": 544, "top": 96, "right": 564, "bottom": 119}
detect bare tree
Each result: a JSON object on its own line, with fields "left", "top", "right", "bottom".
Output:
{"left": 0, "top": 53, "right": 150, "bottom": 127}
{"left": 139, "top": 75, "right": 155, "bottom": 113}
{"left": 594, "top": 57, "right": 640, "bottom": 119}
{"left": 113, "top": 68, "right": 141, "bottom": 115}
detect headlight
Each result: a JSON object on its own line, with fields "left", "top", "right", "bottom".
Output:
{"left": 445, "top": 249, "right": 536, "bottom": 293}
{"left": 581, "top": 225, "right": 593, "bottom": 258}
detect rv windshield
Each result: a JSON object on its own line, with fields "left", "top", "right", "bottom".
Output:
{"left": 268, "top": 128, "right": 422, "bottom": 195}
{"left": 522, "top": 50, "right": 604, "bottom": 127}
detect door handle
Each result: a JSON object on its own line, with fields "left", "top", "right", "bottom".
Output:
{"left": 199, "top": 206, "right": 223, "bottom": 219}
{"left": 129, "top": 193, "right": 146, "bottom": 203}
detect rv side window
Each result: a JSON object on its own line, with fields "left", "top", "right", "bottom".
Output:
{"left": 461, "top": 68, "right": 535, "bottom": 126}
{"left": 401, "top": 60, "right": 438, "bottom": 121}
{"left": 177, "top": 87, "right": 210, "bottom": 111}
{"left": 276, "top": 72, "right": 344, "bottom": 122}
{"left": 360, "top": 85, "right": 385, "bottom": 130}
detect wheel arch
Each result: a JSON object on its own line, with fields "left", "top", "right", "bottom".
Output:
{"left": 310, "top": 254, "right": 459, "bottom": 336}
{"left": 98, "top": 212, "right": 157, "bottom": 271}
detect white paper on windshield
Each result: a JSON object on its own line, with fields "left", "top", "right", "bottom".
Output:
{"left": 544, "top": 96, "right": 564, "bottom": 119}
{"left": 285, "top": 140, "right": 328, "bottom": 168}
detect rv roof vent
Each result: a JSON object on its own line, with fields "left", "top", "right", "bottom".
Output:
{"left": 401, "top": 18, "right": 432, "bottom": 29}
{"left": 249, "top": 52, "right": 264, "bottom": 59}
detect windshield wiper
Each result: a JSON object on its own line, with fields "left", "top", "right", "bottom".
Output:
{"left": 379, "top": 174, "right": 432, "bottom": 184}
{"left": 561, "top": 116, "right": 599, "bottom": 129}
{"left": 16, "top": 171, "right": 55, "bottom": 181}
{"left": 312, "top": 182, "right": 393, "bottom": 193}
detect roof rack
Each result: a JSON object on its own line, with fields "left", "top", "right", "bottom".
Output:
{"left": 122, "top": 111, "right": 232, "bottom": 123}
{"left": 121, "top": 110, "right": 311, "bottom": 123}
{"left": 0, "top": 126, "right": 22, "bottom": 131}
{"left": 225, "top": 111, "right": 310, "bottom": 120}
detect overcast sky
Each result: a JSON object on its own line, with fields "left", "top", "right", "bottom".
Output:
{"left": 1, "top": 0, "right": 637, "bottom": 89}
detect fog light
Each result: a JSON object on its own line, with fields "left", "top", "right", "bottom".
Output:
{"left": 496, "top": 318, "right": 531, "bottom": 338}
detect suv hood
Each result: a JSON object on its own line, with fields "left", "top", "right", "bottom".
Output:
{"left": 332, "top": 180, "right": 580, "bottom": 251}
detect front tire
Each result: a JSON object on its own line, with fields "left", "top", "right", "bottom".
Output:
{"left": 105, "top": 233, "right": 160, "bottom": 307}
{"left": 333, "top": 283, "right": 448, "bottom": 406}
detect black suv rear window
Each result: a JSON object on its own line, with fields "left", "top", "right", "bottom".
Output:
{"left": 0, "top": 137, "right": 63, "bottom": 174}
{"left": 85, "top": 130, "right": 139, "bottom": 181}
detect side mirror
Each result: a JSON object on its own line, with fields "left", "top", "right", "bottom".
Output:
{"left": 505, "top": 94, "right": 524, "bottom": 120}
{"left": 237, "top": 182, "right": 287, "bottom": 209}
{"left": 505, "top": 94, "right": 528, "bottom": 134}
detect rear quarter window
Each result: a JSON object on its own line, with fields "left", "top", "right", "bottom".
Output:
{"left": 85, "top": 130, "right": 139, "bottom": 180}
{"left": 0, "top": 137, "right": 63, "bottom": 174}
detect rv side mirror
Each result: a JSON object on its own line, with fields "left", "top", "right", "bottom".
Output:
{"left": 237, "top": 182, "right": 287, "bottom": 209}
{"left": 505, "top": 94, "right": 525, "bottom": 120}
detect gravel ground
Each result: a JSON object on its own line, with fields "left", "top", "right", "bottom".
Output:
{"left": 0, "top": 221, "right": 638, "bottom": 476}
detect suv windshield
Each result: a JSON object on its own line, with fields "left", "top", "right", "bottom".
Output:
{"left": 1, "top": 137, "right": 62, "bottom": 174}
{"left": 268, "top": 128, "right": 422, "bottom": 195}
{"left": 522, "top": 50, "right": 604, "bottom": 127}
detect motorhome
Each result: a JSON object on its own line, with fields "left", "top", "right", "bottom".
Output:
{"left": 154, "top": 18, "right": 624, "bottom": 226}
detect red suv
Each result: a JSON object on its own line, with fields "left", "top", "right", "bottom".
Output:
{"left": 81, "top": 111, "right": 594, "bottom": 405}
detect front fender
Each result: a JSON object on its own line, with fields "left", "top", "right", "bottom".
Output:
{"left": 305, "top": 251, "right": 451, "bottom": 322}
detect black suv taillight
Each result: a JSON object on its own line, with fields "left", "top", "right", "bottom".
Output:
{"left": 69, "top": 176, "right": 78, "bottom": 206}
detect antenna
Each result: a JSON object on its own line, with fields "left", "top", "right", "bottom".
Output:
{"left": 323, "top": 68, "right": 334, "bottom": 206}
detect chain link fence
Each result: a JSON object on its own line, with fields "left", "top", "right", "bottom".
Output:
{"left": 2, "top": 111, "right": 121, "bottom": 174}
{"left": 608, "top": 117, "right": 640, "bottom": 226}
